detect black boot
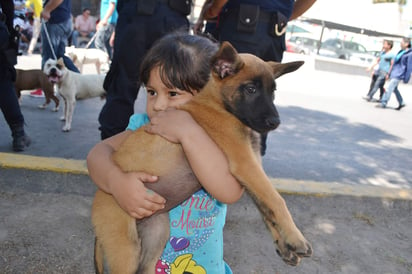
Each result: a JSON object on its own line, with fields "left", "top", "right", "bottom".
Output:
{"left": 11, "top": 125, "right": 31, "bottom": 152}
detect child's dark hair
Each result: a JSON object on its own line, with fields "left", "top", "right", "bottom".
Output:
{"left": 140, "top": 32, "right": 219, "bottom": 93}
{"left": 384, "top": 39, "right": 393, "bottom": 49}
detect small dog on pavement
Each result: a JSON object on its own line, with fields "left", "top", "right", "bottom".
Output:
{"left": 91, "top": 42, "right": 312, "bottom": 274}
{"left": 65, "top": 46, "right": 110, "bottom": 74}
{"left": 43, "top": 58, "right": 106, "bottom": 132}
{"left": 15, "top": 69, "right": 60, "bottom": 111}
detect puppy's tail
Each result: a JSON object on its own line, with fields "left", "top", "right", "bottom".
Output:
{"left": 94, "top": 237, "right": 104, "bottom": 274}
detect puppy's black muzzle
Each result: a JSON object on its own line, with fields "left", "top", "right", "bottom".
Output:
{"left": 49, "top": 67, "right": 57, "bottom": 76}
{"left": 265, "top": 116, "right": 280, "bottom": 130}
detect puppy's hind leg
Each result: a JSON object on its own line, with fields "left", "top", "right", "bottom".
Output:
{"left": 39, "top": 96, "right": 50, "bottom": 109}
{"left": 136, "top": 213, "right": 170, "bottom": 274}
{"left": 92, "top": 190, "right": 141, "bottom": 274}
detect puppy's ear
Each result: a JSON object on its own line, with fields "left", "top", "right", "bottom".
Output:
{"left": 211, "top": 41, "right": 244, "bottom": 79}
{"left": 269, "top": 61, "right": 304, "bottom": 79}
{"left": 57, "top": 58, "right": 65, "bottom": 66}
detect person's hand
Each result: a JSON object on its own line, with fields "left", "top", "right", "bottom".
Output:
{"left": 109, "top": 171, "right": 166, "bottom": 219}
{"left": 41, "top": 10, "right": 51, "bottom": 21}
{"left": 145, "top": 108, "right": 198, "bottom": 143}
{"left": 96, "top": 19, "right": 107, "bottom": 31}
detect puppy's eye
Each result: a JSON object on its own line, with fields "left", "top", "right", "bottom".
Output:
{"left": 244, "top": 84, "right": 256, "bottom": 94}
{"left": 56, "top": 64, "right": 62, "bottom": 69}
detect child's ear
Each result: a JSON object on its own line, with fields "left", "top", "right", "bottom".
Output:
{"left": 211, "top": 42, "right": 244, "bottom": 79}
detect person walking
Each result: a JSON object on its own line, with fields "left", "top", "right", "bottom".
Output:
{"left": 40, "top": 0, "right": 79, "bottom": 72}
{"left": 364, "top": 39, "right": 394, "bottom": 102}
{"left": 97, "top": 0, "right": 191, "bottom": 140}
{"left": 377, "top": 37, "right": 411, "bottom": 110}
{"left": 94, "top": 0, "right": 117, "bottom": 59}
{"left": 195, "top": 0, "right": 316, "bottom": 155}
{"left": 1, "top": 0, "right": 31, "bottom": 151}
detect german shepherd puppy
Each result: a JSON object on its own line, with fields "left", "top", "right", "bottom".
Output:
{"left": 92, "top": 42, "right": 312, "bottom": 274}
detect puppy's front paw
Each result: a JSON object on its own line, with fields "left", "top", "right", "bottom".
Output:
{"left": 52, "top": 107, "right": 59, "bottom": 112}
{"left": 62, "top": 125, "right": 71, "bottom": 132}
{"left": 60, "top": 116, "right": 65, "bottom": 121}
{"left": 276, "top": 228, "right": 312, "bottom": 266}
{"left": 38, "top": 104, "right": 46, "bottom": 109}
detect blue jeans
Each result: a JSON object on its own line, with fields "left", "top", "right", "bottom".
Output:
{"left": 41, "top": 18, "right": 79, "bottom": 72}
{"left": 95, "top": 24, "right": 115, "bottom": 59}
{"left": 367, "top": 70, "right": 386, "bottom": 99}
{"left": 71, "top": 30, "right": 95, "bottom": 48}
{"left": 381, "top": 78, "right": 404, "bottom": 106}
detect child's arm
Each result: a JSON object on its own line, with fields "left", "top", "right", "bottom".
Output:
{"left": 87, "top": 130, "right": 166, "bottom": 219}
{"left": 146, "top": 109, "right": 245, "bottom": 204}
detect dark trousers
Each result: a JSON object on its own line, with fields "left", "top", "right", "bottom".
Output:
{"left": 217, "top": 9, "right": 286, "bottom": 155}
{"left": 98, "top": 1, "right": 189, "bottom": 139}
{"left": 0, "top": 78, "right": 24, "bottom": 131}
{"left": 368, "top": 72, "right": 385, "bottom": 100}
{"left": 217, "top": 10, "right": 285, "bottom": 63}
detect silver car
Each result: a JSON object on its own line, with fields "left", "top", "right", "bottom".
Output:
{"left": 318, "top": 38, "right": 375, "bottom": 64}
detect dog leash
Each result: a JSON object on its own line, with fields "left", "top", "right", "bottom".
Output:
{"left": 41, "top": 19, "right": 57, "bottom": 60}
{"left": 84, "top": 32, "right": 97, "bottom": 49}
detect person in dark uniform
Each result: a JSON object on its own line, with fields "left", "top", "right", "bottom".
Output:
{"left": 0, "top": 0, "right": 31, "bottom": 152}
{"left": 195, "top": 0, "right": 316, "bottom": 155}
{"left": 98, "top": 0, "right": 192, "bottom": 140}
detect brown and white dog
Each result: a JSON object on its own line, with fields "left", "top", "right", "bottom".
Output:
{"left": 91, "top": 42, "right": 312, "bottom": 274}
{"left": 65, "top": 46, "right": 110, "bottom": 74}
{"left": 43, "top": 58, "right": 106, "bottom": 132}
{"left": 15, "top": 69, "right": 59, "bottom": 111}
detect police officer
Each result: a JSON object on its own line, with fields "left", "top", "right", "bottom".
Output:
{"left": 195, "top": 0, "right": 316, "bottom": 155}
{"left": 0, "top": 0, "right": 31, "bottom": 151}
{"left": 98, "top": 0, "right": 192, "bottom": 140}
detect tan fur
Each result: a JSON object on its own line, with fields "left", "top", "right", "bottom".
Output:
{"left": 91, "top": 42, "right": 312, "bottom": 273}
{"left": 15, "top": 69, "right": 59, "bottom": 111}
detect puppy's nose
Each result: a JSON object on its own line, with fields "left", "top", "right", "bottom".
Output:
{"left": 50, "top": 68, "right": 56, "bottom": 74}
{"left": 266, "top": 117, "right": 280, "bottom": 130}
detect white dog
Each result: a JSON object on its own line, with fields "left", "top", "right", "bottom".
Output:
{"left": 65, "top": 46, "right": 110, "bottom": 74}
{"left": 43, "top": 58, "right": 106, "bottom": 132}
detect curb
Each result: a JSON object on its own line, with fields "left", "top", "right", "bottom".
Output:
{"left": 1, "top": 152, "right": 411, "bottom": 200}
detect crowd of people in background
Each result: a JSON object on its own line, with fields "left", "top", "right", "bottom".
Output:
{"left": 11, "top": 0, "right": 116, "bottom": 56}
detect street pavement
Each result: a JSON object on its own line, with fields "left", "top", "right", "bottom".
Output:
{"left": 1, "top": 53, "right": 412, "bottom": 273}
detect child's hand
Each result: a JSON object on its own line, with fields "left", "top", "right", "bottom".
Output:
{"left": 146, "top": 108, "right": 198, "bottom": 143}
{"left": 109, "top": 171, "right": 166, "bottom": 219}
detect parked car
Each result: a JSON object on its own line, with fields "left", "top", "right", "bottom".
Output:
{"left": 318, "top": 38, "right": 375, "bottom": 64}
{"left": 286, "top": 35, "right": 320, "bottom": 55}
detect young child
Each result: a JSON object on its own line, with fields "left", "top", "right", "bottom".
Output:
{"left": 87, "top": 33, "right": 244, "bottom": 273}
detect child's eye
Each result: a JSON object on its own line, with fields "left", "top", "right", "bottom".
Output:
{"left": 169, "top": 91, "right": 178, "bottom": 97}
{"left": 147, "top": 89, "right": 157, "bottom": 96}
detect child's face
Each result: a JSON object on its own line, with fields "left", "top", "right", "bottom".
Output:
{"left": 145, "top": 66, "right": 198, "bottom": 119}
